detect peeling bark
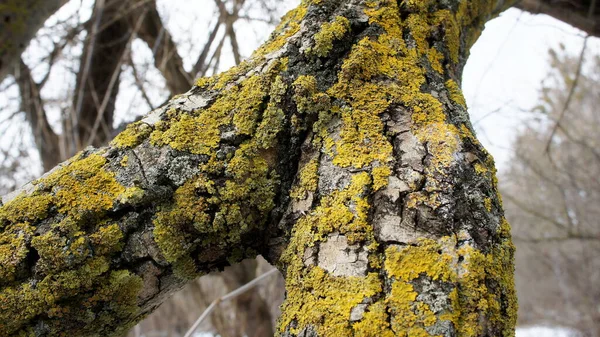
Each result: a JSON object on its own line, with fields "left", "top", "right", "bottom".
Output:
{"left": 0, "top": 0, "right": 519, "bottom": 336}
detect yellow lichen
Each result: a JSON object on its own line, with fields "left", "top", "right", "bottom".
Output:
{"left": 111, "top": 122, "right": 152, "bottom": 149}
{"left": 0, "top": 192, "right": 53, "bottom": 225}
{"left": 120, "top": 155, "right": 129, "bottom": 167}
{"left": 150, "top": 113, "right": 221, "bottom": 155}
{"left": 446, "top": 79, "right": 467, "bottom": 107}
{"left": 279, "top": 173, "right": 382, "bottom": 335}
{"left": 42, "top": 153, "right": 125, "bottom": 220}
{"left": 0, "top": 223, "right": 33, "bottom": 283}
{"left": 309, "top": 16, "right": 351, "bottom": 57}
{"left": 90, "top": 223, "right": 124, "bottom": 255}
{"left": 290, "top": 158, "right": 320, "bottom": 200}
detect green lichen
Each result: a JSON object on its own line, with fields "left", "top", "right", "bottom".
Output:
{"left": 0, "top": 192, "right": 53, "bottom": 225}
{"left": 111, "top": 122, "right": 152, "bottom": 149}
{"left": 150, "top": 113, "right": 221, "bottom": 155}
{"left": 31, "top": 228, "right": 90, "bottom": 275}
{"left": 0, "top": 257, "right": 110, "bottom": 334}
{"left": 118, "top": 187, "right": 145, "bottom": 205}
{"left": 290, "top": 158, "right": 319, "bottom": 200}
{"left": 153, "top": 176, "right": 214, "bottom": 263}
{"left": 0, "top": 223, "right": 33, "bottom": 284}
{"left": 120, "top": 155, "right": 129, "bottom": 167}
{"left": 446, "top": 79, "right": 467, "bottom": 107}
{"left": 42, "top": 153, "right": 125, "bottom": 220}
{"left": 172, "top": 255, "right": 201, "bottom": 280}
{"left": 90, "top": 223, "right": 124, "bottom": 256}
{"left": 280, "top": 173, "right": 382, "bottom": 335}
{"left": 309, "top": 16, "right": 351, "bottom": 57}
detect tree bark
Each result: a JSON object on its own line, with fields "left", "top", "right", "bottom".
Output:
{"left": 515, "top": 0, "right": 599, "bottom": 37}
{"left": 0, "top": 0, "right": 518, "bottom": 336}
{"left": 0, "top": 0, "right": 69, "bottom": 83}
{"left": 14, "top": 59, "right": 61, "bottom": 173}
{"left": 68, "top": 0, "right": 131, "bottom": 157}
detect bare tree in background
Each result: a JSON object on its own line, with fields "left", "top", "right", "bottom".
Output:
{"left": 502, "top": 46, "right": 600, "bottom": 337}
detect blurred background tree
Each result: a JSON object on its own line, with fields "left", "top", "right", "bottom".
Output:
{"left": 501, "top": 46, "right": 600, "bottom": 337}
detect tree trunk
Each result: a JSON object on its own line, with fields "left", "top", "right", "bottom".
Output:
{"left": 0, "top": 0, "right": 518, "bottom": 336}
{"left": 0, "top": 0, "right": 69, "bottom": 83}
{"left": 67, "top": 0, "right": 131, "bottom": 157}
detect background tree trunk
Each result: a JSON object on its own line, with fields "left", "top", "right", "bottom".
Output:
{"left": 0, "top": 0, "right": 520, "bottom": 336}
{"left": 0, "top": 0, "right": 69, "bottom": 82}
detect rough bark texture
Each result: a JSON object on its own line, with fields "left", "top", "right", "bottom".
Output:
{"left": 0, "top": 0, "right": 69, "bottom": 83}
{"left": 0, "top": 0, "right": 518, "bottom": 336}
{"left": 516, "top": 0, "right": 599, "bottom": 37}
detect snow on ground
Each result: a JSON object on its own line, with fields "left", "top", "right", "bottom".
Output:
{"left": 516, "top": 326, "right": 580, "bottom": 337}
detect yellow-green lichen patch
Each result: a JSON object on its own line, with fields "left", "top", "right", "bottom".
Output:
{"left": 279, "top": 173, "right": 382, "bottom": 335}
{"left": 384, "top": 238, "right": 457, "bottom": 335}
{"left": 445, "top": 79, "right": 467, "bottom": 107}
{"left": 156, "top": 74, "right": 274, "bottom": 155}
{"left": 0, "top": 192, "right": 53, "bottom": 225}
{"left": 309, "top": 16, "right": 351, "bottom": 57}
{"left": 172, "top": 255, "right": 201, "bottom": 280}
{"left": 290, "top": 158, "right": 319, "bottom": 200}
{"left": 385, "top": 238, "right": 455, "bottom": 282}
{"left": 153, "top": 139, "right": 279, "bottom": 264}
{"left": 111, "top": 122, "right": 152, "bottom": 149}
{"left": 416, "top": 122, "right": 461, "bottom": 178}
{"left": 293, "top": 75, "right": 331, "bottom": 116}
{"left": 120, "top": 155, "right": 129, "bottom": 167}
{"left": 252, "top": 3, "right": 307, "bottom": 59}
{"left": 380, "top": 232, "right": 516, "bottom": 337}
{"left": 452, "top": 219, "right": 517, "bottom": 337}
{"left": 153, "top": 176, "right": 214, "bottom": 263}
{"left": 31, "top": 228, "right": 90, "bottom": 275}
{"left": 90, "top": 223, "right": 124, "bottom": 255}
{"left": 231, "top": 75, "right": 270, "bottom": 136}
{"left": 254, "top": 76, "right": 287, "bottom": 148}
{"left": 42, "top": 153, "right": 125, "bottom": 220}
{"left": 352, "top": 301, "right": 395, "bottom": 337}
{"left": 0, "top": 223, "right": 34, "bottom": 283}
{"left": 92, "top": 269, "right": 143, "bottom": 316}
{"left": 218, "top": 142, "right": 279, "bottom": 236}
{"left": 0, "top": 256, "right": 110, "bottom": 335}
{"left": 279, "top": 267, "right": 382, "bottom": 336}
{"left": 401, "top": 0, "right": 436, "bottom": 12}
{"left": 150, "top": 113, "right": 221, "bottom": 155}
{"left": 118, "top": 187, "right": 146, "bottom": 206}
{"left": 371, "top": 165, "right": 392, "bottom": 191}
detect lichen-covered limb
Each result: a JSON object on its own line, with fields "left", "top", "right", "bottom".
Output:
{"left": 274, "top": 0, "right": 517, "bottom": 336}
{"left": 0, "top": 5, "right": 308, "bottom": 333}
{"left": 1, "top": 0, "right": 517, "bottom": 336}
{"left": 0, "top": 0, "right": 69, "bottom": 82}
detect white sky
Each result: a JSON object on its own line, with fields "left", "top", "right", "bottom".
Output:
{"left": 1, "top": 0, "right": 599, "bottom": 183}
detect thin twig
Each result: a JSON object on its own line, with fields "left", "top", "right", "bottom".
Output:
{"left": 183, "top": 268, "right": 279, "bottom": 337}
{"left": 85, "top": 9, "right": 149, "bottom": 147}
{"left": 544, "top": 35, "right": 589, "bottom": 158}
